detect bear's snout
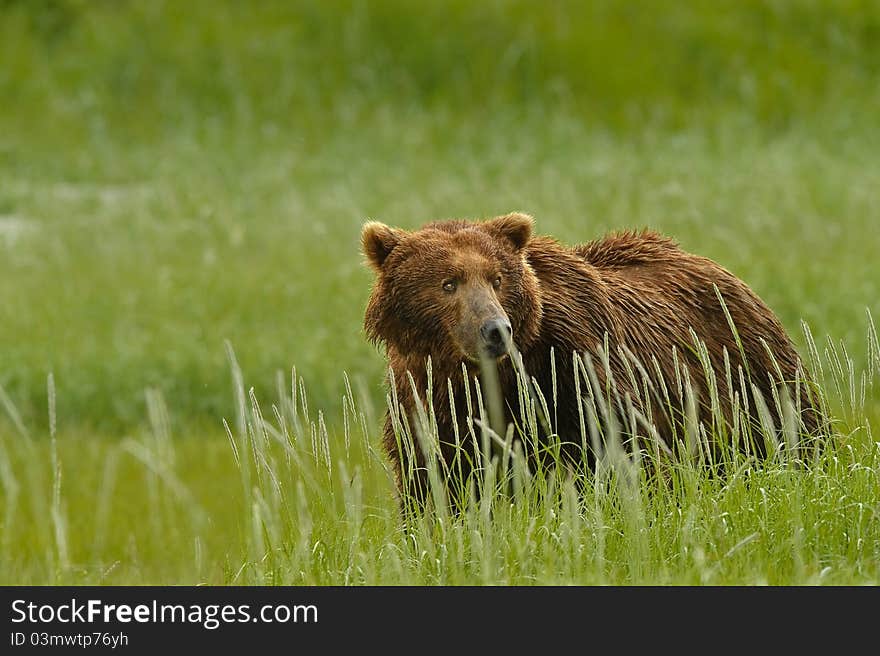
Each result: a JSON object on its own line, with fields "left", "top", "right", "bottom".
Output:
{"left": 480, "top": 318, "right": 512, "bottom": 358}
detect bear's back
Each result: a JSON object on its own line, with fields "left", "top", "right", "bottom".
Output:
{"left": 574, "top": 229, "right": 683, "bottom": 270}
{"left": 569, "top": 229, "right": 754, "bottom": 335}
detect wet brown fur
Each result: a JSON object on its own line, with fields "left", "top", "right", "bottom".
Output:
{"left": 362, "top": 214, "right": 823, "bottom": 505}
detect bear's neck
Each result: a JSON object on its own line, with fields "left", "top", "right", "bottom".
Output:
{"left": 386, "top": 347, "right": 520, "bottom": 443}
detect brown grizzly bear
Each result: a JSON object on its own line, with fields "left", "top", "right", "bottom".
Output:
{"left": 362, "top": 212, "right": 822, "bottom": 505}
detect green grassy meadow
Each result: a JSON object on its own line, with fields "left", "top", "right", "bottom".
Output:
{"left": 1, "top": 1, "right": 879, "bottom": 584}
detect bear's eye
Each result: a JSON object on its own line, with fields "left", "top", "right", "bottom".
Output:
{"left": 492, "top": 274, "right": 502, "bottom": 290}
{"left": 442, "top": 279, "right": 457, "bottom": 293}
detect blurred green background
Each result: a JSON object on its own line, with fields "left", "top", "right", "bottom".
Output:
{"left": 2, "top": 0, "right": 878, "bottom": 434}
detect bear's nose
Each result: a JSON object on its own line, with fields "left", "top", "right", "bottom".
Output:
{"left": 480, "top": 318, "right": 513, "bottom": 355}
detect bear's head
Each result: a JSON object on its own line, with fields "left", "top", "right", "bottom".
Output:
{"left": 361, "top": 213, "right": 543, "bottom": 366}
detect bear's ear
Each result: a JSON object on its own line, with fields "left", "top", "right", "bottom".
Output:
{"left": 484, "top": 212, "right": 533, "bottom": 251}
{"left": 361, "top": 221, "right": 403, "bottom": 271}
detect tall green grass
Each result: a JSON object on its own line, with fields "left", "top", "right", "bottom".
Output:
{"left": 1, "top": 315, "right": 877, "bottom": 585}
